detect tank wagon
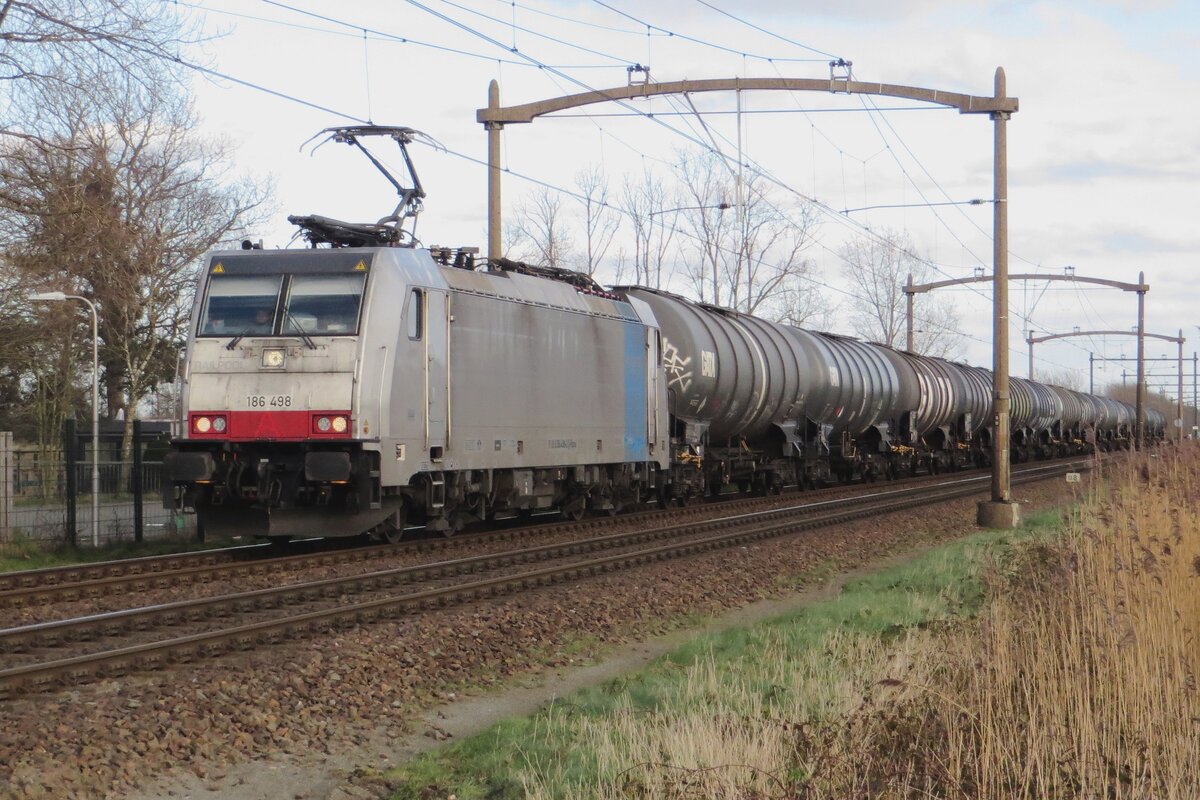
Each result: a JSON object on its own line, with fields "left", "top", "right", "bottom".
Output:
{"left": 162, "top": 125, "right": 1154, "bottom": 541}
{"left": 623, "top": 287, "right": 1144, "bottom": 501}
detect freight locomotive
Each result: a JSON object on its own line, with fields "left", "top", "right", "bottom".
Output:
{"left": 163, "top": 126, "right": 1163, "bottom": 541}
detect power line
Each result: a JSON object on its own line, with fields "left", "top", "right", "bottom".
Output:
{"left": 177, "top": 3, "right": 1093, "bottom": 375}
{"left": 187, "top": 0, "right": 621, "bottom": 70}
{"left": 690, "top": 0, "right": 842, "bottom": 60}
{"left": 587, "top": 0, "right": 830, "bottom": 63}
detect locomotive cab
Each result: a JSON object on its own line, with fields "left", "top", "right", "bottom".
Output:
{"left": 164, "top": 248, "right": 416, "bottom": 540}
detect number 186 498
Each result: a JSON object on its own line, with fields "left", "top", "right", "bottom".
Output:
{"left": 246, "top": 395, "right": 292, "bottom": 408}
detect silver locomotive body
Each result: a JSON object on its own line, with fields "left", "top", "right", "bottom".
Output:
{"left": 166, "top": 247, "right": 668, "bottom": 539}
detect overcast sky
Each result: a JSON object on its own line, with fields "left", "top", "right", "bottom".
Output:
{"left": 184, "top": 0, "right": 1199, "bottom": 399}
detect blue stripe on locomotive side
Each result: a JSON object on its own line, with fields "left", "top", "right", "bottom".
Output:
{"left": 623, "top": 320, "right": 648, "bottom": 460}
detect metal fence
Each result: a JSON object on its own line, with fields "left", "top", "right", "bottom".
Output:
{"left": 0, "top": 422, "right": 195, "bottom": 548}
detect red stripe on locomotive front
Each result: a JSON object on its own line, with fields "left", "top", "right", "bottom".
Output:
{"left": 188, "top": 411, "right": 351, "bottom": 441}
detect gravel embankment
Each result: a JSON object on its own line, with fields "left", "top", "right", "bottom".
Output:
{"left": 0, "top": 477, "right": 1079, "bottom": 799}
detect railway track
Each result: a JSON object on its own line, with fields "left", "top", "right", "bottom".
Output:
{"left": 0, "top": 468, "right": 981, "bottom": 610}
{"left": 0, "top": 460, "right": 1088, "bottom": 698}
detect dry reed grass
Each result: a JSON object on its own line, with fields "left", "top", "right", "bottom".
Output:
{"left": 940, "top": 446, "right": 1200, "bottom": 799}
{"left": 794, "top": 446, "right": 1200, "bottom": 798}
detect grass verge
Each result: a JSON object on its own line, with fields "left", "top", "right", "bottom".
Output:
{"left": 0, "top": 532, "right": 239, "bottom": 573}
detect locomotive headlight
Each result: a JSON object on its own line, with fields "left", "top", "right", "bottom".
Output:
{"left": 331, "top": 415, "right": 348, "bottom": 433}
{"left": 194, "top": 416, "right": 212, "bottom": 433}
{"left": 315, "top": 416, "right": 332, "bottom": 432}
{"left": 211, "top": 416, "right": 227, "bottom": 433}
{"left": 261, "top": 348, "right": 285, "bottom": 368}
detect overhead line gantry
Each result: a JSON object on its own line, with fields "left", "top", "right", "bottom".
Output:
{"left": 478, "top": 67, "right": 1021, "bottom": 527}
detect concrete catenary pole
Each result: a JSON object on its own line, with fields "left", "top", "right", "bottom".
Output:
{"left": 905, "top": 273, "right": 914, "bottom": 352}
{"left": 1027, "top": 334, "right": 1034, "bottom": 381}
{"left": 1179, "top": 329, "right": 1185, "bottom": 444}
{"left": 978, "top": 67, "right": 1019, "bottom": 528}
{"left": 486, "top": 80, "right": 502, "bottom": 266}
{"left": 1136, "top": 271, "right": 1146, "bottom": 447}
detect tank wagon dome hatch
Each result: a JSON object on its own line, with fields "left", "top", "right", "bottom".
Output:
{"left": 286, "top": 125, "right": 443, "bottom": 249}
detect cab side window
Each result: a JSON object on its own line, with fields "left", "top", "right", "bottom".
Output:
{"left": 406, "top": 289, "right": 423, "bottom": 340}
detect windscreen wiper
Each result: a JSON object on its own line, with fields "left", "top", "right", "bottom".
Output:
{"left": 286, "top": 312, "right": 318, "bottom": 350}
{"left": 226, "top": 329, "right": 254, "bottom": 350}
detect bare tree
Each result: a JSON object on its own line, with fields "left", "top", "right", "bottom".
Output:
{"left": 0, "top": 66, "right": 269, "bottom": 456}
{"left": 839, "top": 228, "right": 964, "bottom": 358}
{"left": 0, "top": 1, "right": 199, "bottom": 145}
{"left": 508, "top": 187, "right": 574, "bottom": 269}
{"left": 674, "top": 150, "right": 820, "bottom": 316}
{"left": 770, "top": 277, "right": 838, "bottom": 331}
{"left": 1035, "top": 367, "right": 1085, "bottom": 390}
{"left": 620, "top": 168, "right": 677, "bottom": 289}
{"left": 574, "top": 166, "right": 619, "bottom": 278}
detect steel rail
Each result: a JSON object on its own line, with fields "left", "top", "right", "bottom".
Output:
{"left": 0, "top": 507, "right": 666, "bottom": 608}
{"left": 0, "top": 471, "right": 954, "bottom": 607}
{"left": 0, "top": 461, "right": 1087, "bottom": 697}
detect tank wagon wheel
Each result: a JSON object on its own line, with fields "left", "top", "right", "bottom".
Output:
{"left": 562, "top": 498, "right": 587, "bottom": 522}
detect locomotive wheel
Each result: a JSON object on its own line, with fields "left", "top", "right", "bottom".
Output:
{"left": 373, "top": 504, "right": 408, "bottom": 545}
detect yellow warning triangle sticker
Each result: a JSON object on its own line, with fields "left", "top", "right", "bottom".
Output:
{"left": 354, "top": 260, "right": 367, "bottom": 271}
{"left": 212, "top": 263, "right": 225, "bottom": 274}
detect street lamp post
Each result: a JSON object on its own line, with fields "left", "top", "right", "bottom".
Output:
{"left": 643, "top": 203, "right": 730, "bottom": 287}
{"left": 648, "top": 202, "right": 731, "bottom": 226}
{"left": 30, "top": 291, "right": 100, "bottom": 548}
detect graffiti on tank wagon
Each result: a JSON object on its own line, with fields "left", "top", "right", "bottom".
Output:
{"left": 662, "top": 338, "right": 694, "bottom": 393}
